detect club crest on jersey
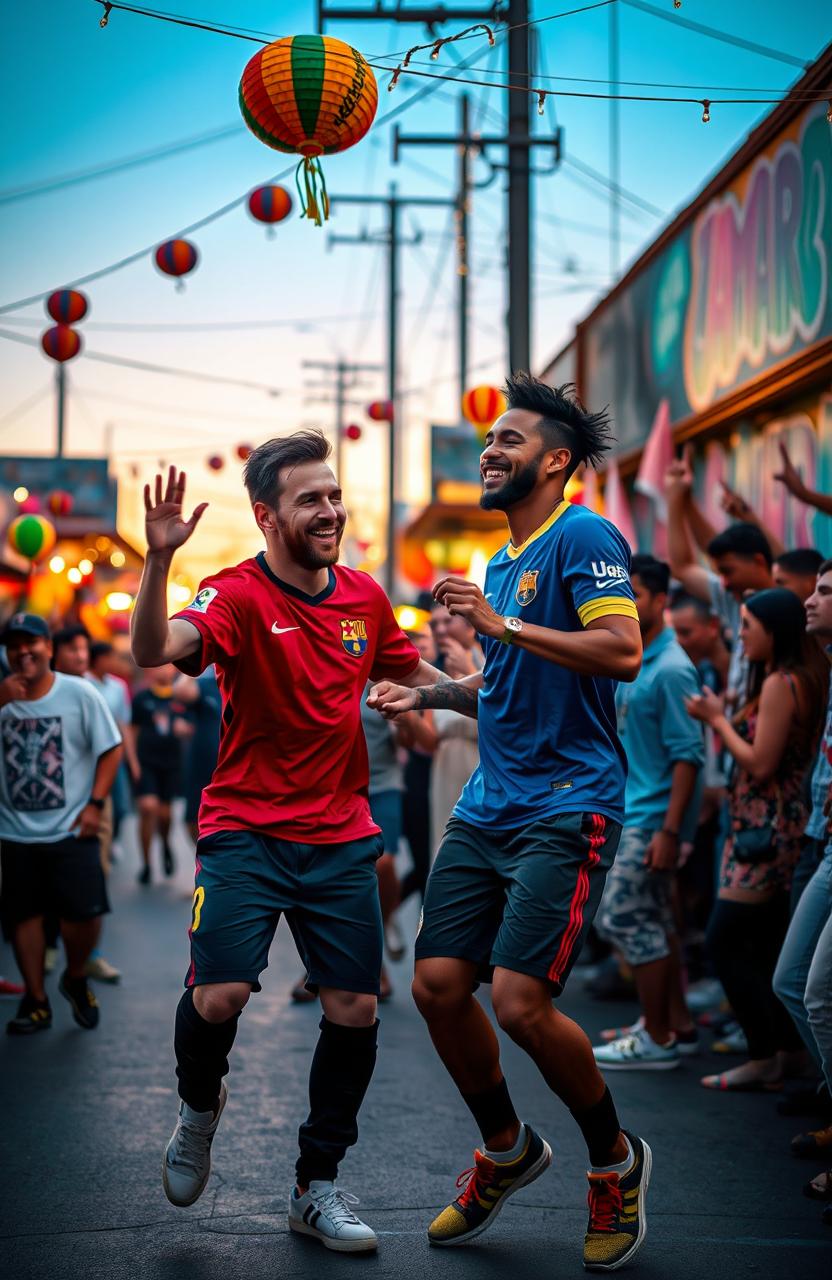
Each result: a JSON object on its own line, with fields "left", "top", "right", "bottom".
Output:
{"left": 340, "top": 618, "right": 368, "bottom": 656}
{"left": 187, "top": 587, "right": 217, "bottom": 613}
{"left": 515, "top": 569, "right": 539, "bottom": 606}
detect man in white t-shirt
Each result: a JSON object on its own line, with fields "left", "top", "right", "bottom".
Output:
{"left": 0, "top": 614, "right": 122, "bottom": 1035}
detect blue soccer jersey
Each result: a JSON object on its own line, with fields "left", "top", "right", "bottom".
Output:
{"left": 454, "top": 500, "right": 638, "bottom": 830}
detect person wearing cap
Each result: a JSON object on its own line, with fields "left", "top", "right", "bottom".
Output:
{"left": 0, "top": 613, "right": 123, "bottom": 1035}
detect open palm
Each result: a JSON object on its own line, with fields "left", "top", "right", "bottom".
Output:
{"left": 144, "top": 467, "right": 208, "bottom": 553}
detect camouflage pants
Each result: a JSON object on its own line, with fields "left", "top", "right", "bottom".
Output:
{"left": 597, "top": 826, "right": 674, "bottom": 966}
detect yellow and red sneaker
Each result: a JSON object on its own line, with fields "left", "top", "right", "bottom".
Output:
{"left": 427, "top": 1125, "right": 551, "bottom": 1247}
{"left": 583, "top": 1131, "right": 652, "bottom": 1271}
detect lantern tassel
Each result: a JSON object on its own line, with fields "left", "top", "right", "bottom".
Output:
{"left": 296, "top": 157, "right": 330, "bottom": 227}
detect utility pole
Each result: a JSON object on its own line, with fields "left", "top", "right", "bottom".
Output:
{"left": 609, "top": 0, "right": 620, "bottom": 279}
{"left": 56, "top": 364, "right": 67, "bottom": 457}
{"left": 323, "top": 1, "right": 560, "bottom": 375}
{"left": 302, "top": 358, "right": 381, "bottom": 479}
{"left": 329, "top": 187, "right": 454, "bottom": 596}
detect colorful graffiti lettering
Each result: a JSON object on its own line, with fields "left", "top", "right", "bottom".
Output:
{"left": 684, "top": 105, "right": 831, "bottom": 413}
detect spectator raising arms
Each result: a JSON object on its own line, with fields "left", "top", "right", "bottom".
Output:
{"left": 685, "top": 589, "right": 828, "bottom": 1091}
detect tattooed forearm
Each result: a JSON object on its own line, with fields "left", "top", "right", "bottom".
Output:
{"left": 414, "top": 677, "right": 479, "bottom": 718}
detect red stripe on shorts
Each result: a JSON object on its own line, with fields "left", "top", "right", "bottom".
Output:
{"left": 547, "top": 813, "right": 606, "bottom": 986}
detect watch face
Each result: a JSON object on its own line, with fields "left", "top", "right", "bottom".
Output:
{"left": 506, "top": 617, "right": 522, "bottom": 633}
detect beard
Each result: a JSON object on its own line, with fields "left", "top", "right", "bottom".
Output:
{"left": 276, "top": 516, "right": 343, "bottom": 571}
{"left": 480, "top": 455, "right": 540, "bottom": 511}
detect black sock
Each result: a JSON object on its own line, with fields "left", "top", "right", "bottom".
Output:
{"left": 174, "top": 988, "right": 239, "bottom": 1113}
{"left": 460, "top": 1077, "right": 520, "bottom": 1147}
{"left": 570, "top": 1086, "right": 621, "bottom": 1166}
{"left": 296, "top": 1017, "right": 379, "bottom": 1186}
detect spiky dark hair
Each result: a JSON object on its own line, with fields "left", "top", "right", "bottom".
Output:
{"left": 503, "top": 372, "right": 614, "bottom": 478}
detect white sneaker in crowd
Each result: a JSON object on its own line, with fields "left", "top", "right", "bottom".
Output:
{"left": 593, "top": 1025, "right": 681, "bottom": 1071}
{"left": 84, "top": 954, "right": 121, "bottom": 984}
{"left": 289, "top": 1181, "right": 378, "bottom": 1252}
{"left": 162, "top": 1082, "right": 227, "bottom": 1206}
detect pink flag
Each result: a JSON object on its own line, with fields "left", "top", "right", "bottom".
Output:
{"left": 604, "top": 456, "right": 637, "bottom": 551}
{"left": 634, "top": 398, "right": 674, "bottom": 556}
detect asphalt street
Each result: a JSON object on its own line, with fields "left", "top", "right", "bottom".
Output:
{"left": 1, "top": 813, "right": 829, "bottom": 1280}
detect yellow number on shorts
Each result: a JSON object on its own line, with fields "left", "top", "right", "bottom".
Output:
{"left": 191, "top": 886, "right": 205, "bottom": 934}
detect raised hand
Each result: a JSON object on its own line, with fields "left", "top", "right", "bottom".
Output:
{"left": 664, "top": 442, "right": 694, "bottom": 498}
{"left": 143, "top": 467, "right": 208, "bottom": 555}
{"left": 718, "top": 480, "right": 751, "bottom": 521}
{"left": 773, "top": 442, "right": 807, "bottom": 500}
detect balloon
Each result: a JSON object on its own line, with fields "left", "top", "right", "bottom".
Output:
{"left": 46, "top": 290, "right": 89, "bottom": 324}
{"left": 41, "top": 324, "right": 82, "bottom": 363}
{"left": 366, "top": 400, "right": 393, "bottom": 422}
{"left": 154, "top": 239, "right": 199, "bottom": 285}
{"left": 207, "top": 455, "right": 224, "bottom": 471}
{"left": 47, "top": 490, "right": 73, "bottom": 517}
{"left": 247, "top": 184, "right": 293, "bottom": 229}
{"left": 7, "top": 514, "right": 57, "bottom": 562}
{"left": 461, "top": 385, "right": 507, "bottom": 441}
{"left": 239, "top": 35, "right": 378, "bottom": 225}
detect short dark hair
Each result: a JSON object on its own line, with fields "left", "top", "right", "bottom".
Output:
{"left": 669, "top": 590, "right": 714, "bottom": 620}
{"left": 90, "top": 641, "right": 114, "bottom": 665}
{"left": 631, "top": 554, "right": 670, "bottom": 596}
{"left": 503, "top": 372, "right": 613, "bottom": 479}
{"left": 51, "top": 625, "right": 90, "bottom": 654}
{"left": 706, "top": 522, "right": 773, "bottom": 568}
{"left": 243, "top": 430, "right": 331, "bottom": 508}
{"left": 774, "top": 548, "right": 824, "bottom": 576}
{"left": 820, "top": 558, "right": 832, "bottom": 576}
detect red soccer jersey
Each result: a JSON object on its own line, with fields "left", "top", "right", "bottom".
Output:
{"left": 172, "top": 554, "right": 420, "bottom": 843}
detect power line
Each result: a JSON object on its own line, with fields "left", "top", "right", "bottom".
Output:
{"left": 621, "top": 0, "right": 810, "bottom": 70}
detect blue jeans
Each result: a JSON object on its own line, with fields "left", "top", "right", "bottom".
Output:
{"left": 806, "top": 905, "right": 832, "bottom": 1095}
{"left": 773, "top": 848, "right": 832, "bottom": 1071}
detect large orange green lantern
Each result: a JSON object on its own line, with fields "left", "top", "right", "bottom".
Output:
{"left": 462, "top": 385, "right": 507, "bottom": 442}
{"left": 8, "top": 514, "right": 57, "bottom": 563}
{"left": 239, "top": 35, "right": 378, "bottom": 226}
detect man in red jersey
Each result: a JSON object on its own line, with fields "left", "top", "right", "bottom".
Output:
{"left": 131, "top": 432, "right": 442, "bottom": 1253}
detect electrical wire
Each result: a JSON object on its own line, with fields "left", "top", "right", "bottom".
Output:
{"left": 621, "top": 0, "right": 810, "bottom": 70}
{"left": 0, "top": 384, "right": 53, "bottom": 433}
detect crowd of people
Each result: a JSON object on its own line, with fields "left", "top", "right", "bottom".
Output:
{"left": 1, "top": 377, "right": 831, "bottom": 1264}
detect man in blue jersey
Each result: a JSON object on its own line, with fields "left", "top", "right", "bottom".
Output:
{"left": 369, "top": 373, "right": 649, "bottom": 1272}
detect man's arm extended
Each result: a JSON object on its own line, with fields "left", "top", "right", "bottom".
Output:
{"left": 367, "top": 670, "right": 483, "bottom": 721}
{"left": 131, "top": 468, "right": 207, "bottom": 667}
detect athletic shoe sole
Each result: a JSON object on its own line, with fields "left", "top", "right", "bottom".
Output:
{"left": 429, "top": 1139, "right": 553, "bottom": 1247}
{"left": 162, "top": 1082, "right": 227, "bottom": 1207}
{"left": 584, "top": 1138, "right": 652, "bottom": 1272}
{"left": 595, "top": 1056, "right": 680, "bottom": 1071}
{"left": 288, "top": 1217, "right": 378, "bottom": 1252}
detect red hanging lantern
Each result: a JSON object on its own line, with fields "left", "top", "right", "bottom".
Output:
{"left": 461, "top": 385, "right": 507, "bottom": 441}
{"left": 366, "top": 400, "right": 393, "bottom": 423}
{"left": 247, "top": 185, "right": 293, "bottom": 235}
{"left": 154, "top": 239, "right": 199, "bottom": 288}
{"left": 207, "top": 455, "right": 224, "bottom": 471}
{"left": 47, "top": 490, "right": 73, "bottom": 517}
{"left": 46, "top": 289, "right": 89, "bottom": 325}
{"left": 343, "top": 424, "right": 362, "bottom": 441}
{"left": 235, "top": 443, "right": 253, "bottom": 461}
{"left": 17, "top": 494, "right": 41, "bottom": 514}
{"left": 41, "top": 325, "right": 82, "bottom": 363}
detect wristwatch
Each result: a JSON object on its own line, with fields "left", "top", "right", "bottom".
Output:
{"left": 88, "top": 797, "right": 105, "bottom": 810}
{"left": 500, "top": 616, "right": 523, "bottom": 645}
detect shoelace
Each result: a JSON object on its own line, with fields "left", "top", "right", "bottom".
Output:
{"left": 314, "top": 1187, "right": 362, "bottom": 1226}
{"left": 172, "top": 1119, "right": 212, "bottom": 1172}
{"left": 587, "top": 1174, "right": 623, "bottom": 1233}
{"left": 456, "top": 1159, "right": 496, "bottom": 1209}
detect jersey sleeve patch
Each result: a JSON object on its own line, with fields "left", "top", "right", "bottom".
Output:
{"left": 186, "top": 586, "right": 218, "bottom": 614}
{"left": 577, "top": 595, "right": 639, "bottom": 627}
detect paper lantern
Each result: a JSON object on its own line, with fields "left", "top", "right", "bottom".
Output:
{"left": 8, "top": 514, "right": 57, "bottom": 563}
{"left": 235, "top": 443, "right": 253, "bottom": 461}
{"left": 47, "top": 490, "right": 73, "bottom": 517}
{"left": 239, "top": 35, "right": 378, "bottom": 226}
{"left": 367, "top": 400, "right": 393, "bottom": 422}
{"left": 154, "top": 239, "right": 199, "bottom": 287}
{"left": 247, "top": 184, "right": 293, "bottom": 234}
{"left": 18, "top": 495, "right": 41, "bottom": 514}
{"left": 207, "top": 455, "right": 224, "bottom": 471}
{"left": 46, "top": 290, "right": 89, "bottom": 324}
{"left": 41, "top": 325, "right": 82, "bottom": 363}
{"left": 343, "top": 423, "right": 362, "bottom": 441}
{"left": 462, "top": 385, "right": 507, "bottom": 441}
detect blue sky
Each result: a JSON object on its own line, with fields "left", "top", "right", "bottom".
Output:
{"left": 0, "top": 1, "right": 828, "bottom": 572}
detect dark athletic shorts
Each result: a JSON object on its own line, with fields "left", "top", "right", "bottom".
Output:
{"left": 135, "top": 761, "right": 180, "bottom": 803}
{"left": 0, "top": 836, "right": 110, "bottom": 939}
{"left": 369, "top": 788, "right": 403, "bottom": 854}
{"left": 415, "top": 812, "right": 622, "bottom": 995}
{"left": 185, "top": 828, "right": 385, "bottom": 995}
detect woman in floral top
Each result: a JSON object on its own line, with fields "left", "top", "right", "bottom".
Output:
{"left": 686, "top": 588, "right": 828, "bottom": 1091}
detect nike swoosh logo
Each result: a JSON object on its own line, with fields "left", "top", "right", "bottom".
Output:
{"left": 595, "top": 578, "right": 625, "bottom": 590}
{"left": 271, "top": 624, "right": 300, "bottom": 635}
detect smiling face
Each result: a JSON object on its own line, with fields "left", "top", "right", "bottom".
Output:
{"left": 805, "top": 569, "right": 832, "bottom": 639}
{"left": 256, "top": 459, "right": 346, "bottom": 572}
{"left": 479, "top": 410, "right": 570, "bottom": 512}
{"left": 5, "top": 633, "right": 53, "bottom": 686}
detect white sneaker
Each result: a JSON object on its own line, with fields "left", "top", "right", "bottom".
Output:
{"left": 685, "top": 978, "right": 726, "bottom": 1013}
{"left": 162, "top": 1082, "right": 227, "bottom": 1206}
{"left": 594, "top": 1025, "right": 681, "bottom": 1071}
{"left": 84, "top": 954, "right": 121, "bottom": 984}
{"left": 289, "top": 1181, "right": 378, "bottom": 1252}
{"left": 44, "top": 947, "right": 59, "bottom": 975}
{"left": 600, "top": 1015, "right": 645, "bottom": 1043}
